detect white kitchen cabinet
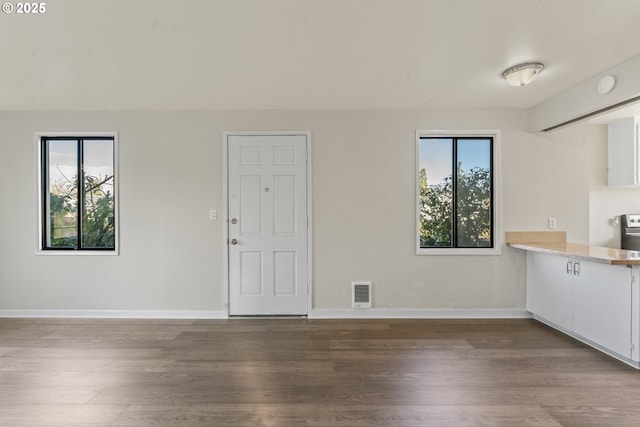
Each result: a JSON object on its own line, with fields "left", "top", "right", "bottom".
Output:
{"left": 608, "top": 116, "right": 640, "bottom": 187}
{"left": 527, "top": 251, "right": 636, "bottom": 365}
{"left": 526, "top": 252, "right": 573, "bottom": 332}
{"left": 573, "top": 260, "right": 632, "bottom": 358}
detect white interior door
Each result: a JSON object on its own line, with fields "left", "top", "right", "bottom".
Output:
{"left": 227, "top": 134, "right": 308, "bottom": 315}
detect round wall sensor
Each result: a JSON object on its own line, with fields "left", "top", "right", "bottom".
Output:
{"left": 598, "top": 75, "right": 616, "bottom": 94}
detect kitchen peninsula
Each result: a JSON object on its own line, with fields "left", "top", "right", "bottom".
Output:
{"left": 508, "top": 231, "right": 640, "bottom": 368}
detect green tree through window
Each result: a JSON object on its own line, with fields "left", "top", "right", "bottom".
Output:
{"left": 42, "top": 136, "right": 116, "bottom": 250}
{"left": 419, "top": 137, "right": 493, "bottom": 249}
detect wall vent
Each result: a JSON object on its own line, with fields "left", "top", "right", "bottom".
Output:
{"left": 352, "top": 282, "right": 372, "bottom": 308}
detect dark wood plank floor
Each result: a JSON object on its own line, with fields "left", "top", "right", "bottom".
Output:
{"left": 1, "top": 318, "right": 640, "bottom": 426}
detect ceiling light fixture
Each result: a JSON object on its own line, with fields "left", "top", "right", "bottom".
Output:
{"left": 502, "top": 62, "right": 544, "bottom": 87}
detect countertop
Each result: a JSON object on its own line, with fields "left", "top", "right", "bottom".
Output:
{"left": 508, "top": 241, "right": 640, "bottom": 266}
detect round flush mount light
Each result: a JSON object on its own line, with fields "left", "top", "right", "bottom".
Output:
{"left": 502, "top": 62, "right": 544, "bottom": 86}
{"left": 597, "top": 75, "right": 616, "bottom": 94}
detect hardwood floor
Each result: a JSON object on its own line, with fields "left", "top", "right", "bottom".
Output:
{"left": 1, "top": 318, "right": 640, "bottom": 426}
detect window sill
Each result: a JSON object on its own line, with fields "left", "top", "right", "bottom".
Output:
{"left": 35, "top": 250, "right": 119, "bottom": 256}
{"left": 417, "top": 247, "right": 502, "bottom": 256}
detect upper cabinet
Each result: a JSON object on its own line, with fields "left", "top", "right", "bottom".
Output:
{"left": 608, "top": 116, "right": 640, "bottom": 187}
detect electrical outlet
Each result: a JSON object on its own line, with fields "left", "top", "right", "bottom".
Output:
{"left": 548, "top": 217, "right": 557, "bottom": 229}
{"left": 209, "top": 209, "right": 217, "bottom": 221}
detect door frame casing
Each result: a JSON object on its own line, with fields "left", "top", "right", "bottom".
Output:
{"left": 222, "top": 131, "right": 312, "bottom": 317}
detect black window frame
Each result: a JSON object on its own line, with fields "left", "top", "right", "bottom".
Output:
{"left": 40, "top": 135, "right": 117, "bottom": 251}
{"left": 418, "top": 135, "right": 494, "bottom": 250}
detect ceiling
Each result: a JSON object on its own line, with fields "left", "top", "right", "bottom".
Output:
{"left": 2, "top": 0, "right": 640, "bottom": 111}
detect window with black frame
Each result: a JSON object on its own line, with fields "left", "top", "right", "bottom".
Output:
{"left": 40, "top": 136, "right": 116, "bottom": 251}
{"left": 418, "top": 136, "right": 493, "bottom": 249}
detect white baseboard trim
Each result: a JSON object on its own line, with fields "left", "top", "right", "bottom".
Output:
{"left": 0, "top": 309, "right": 227, "bottom": 319}
{"left": 309, "top": 308, "right": 531, "bottom": 319}
{"left": 0, "top": 308, "right": 531, "bottom": 320}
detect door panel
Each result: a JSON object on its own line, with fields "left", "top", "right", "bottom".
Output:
{"left": 274, "top": 251, "right": 296, "bottom": 296}
{"left": 239, "top": 175, "right": 263, "bottom": 235}
{"left": 273, "top": 175, "right": 296, "bottom": 235}
{"left": 273, "top": 146, "right": 296, "bottom": 165}
{"left": 240, "top": 252, "right": 263, "bottom": 296}
{"left": 228, "top": 134, "right": 308, "bottom": 315}
{"left": 239, "top": 146, "right": 262, "bottom": 165}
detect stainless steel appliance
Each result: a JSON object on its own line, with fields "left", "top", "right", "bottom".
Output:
{"left": 621, "top": 214, "right": 640, "bottom": 250}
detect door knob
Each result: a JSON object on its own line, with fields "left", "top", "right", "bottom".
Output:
{"left": 230, "top": 238, "right": 238, "bottom": 245}
{"left": 231, "top": 218, "right": 238, "bottom": 224}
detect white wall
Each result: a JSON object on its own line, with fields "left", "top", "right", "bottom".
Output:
{"left": 0, "top": 109, "right": 593, "bottom": 315}
{"left": 585, "top": 123, "right": 640, "bottom": 247}
{"left": 506, "top": 125, "right": 591, "bottom": 244}
{"left": 528, "top": 54, "right": 640, "bottom": 132}
{"left": 0, "top": 112, "right": 223, "bottom": 312}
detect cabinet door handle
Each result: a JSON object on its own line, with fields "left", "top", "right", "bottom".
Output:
{"left": 566, "top": 260, "right": 572, "bottom": 275}
{"left": 573, "top": 260, "right": 580, "bottom": 276}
